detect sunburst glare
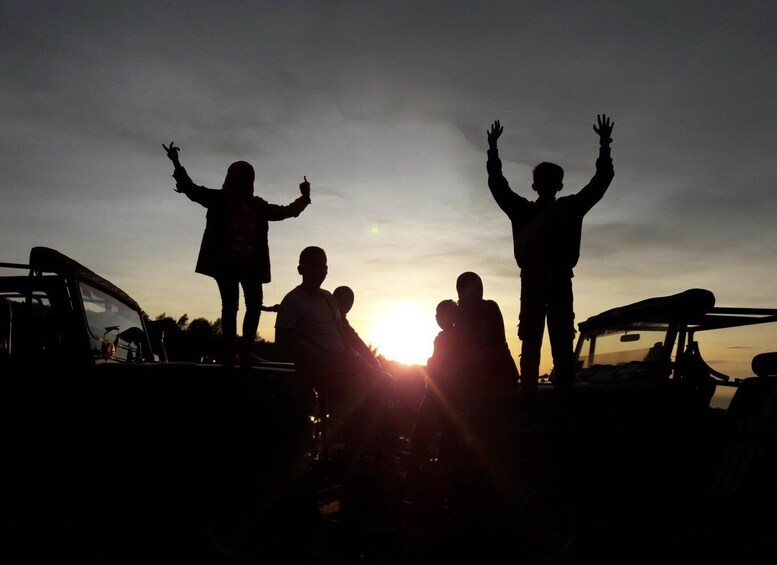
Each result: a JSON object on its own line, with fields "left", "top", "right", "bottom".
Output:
{"left": 367, "top": 303, "right": 439, "bottom": 366}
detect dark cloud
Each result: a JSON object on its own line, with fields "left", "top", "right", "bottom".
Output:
{"left": 2, "top": 1, "right": 776, "bottom": 340}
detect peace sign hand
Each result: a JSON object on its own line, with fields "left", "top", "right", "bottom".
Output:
{"left": 163, "top": 141, "right": 179, "bottom": 160}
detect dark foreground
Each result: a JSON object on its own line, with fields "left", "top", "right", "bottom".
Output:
{"left": 4, "top": 368, "right": 777, "bottom": 564}
{"left": 301, "top": 386, "right": 777, "bottom": 564}
{"left": 4, "top": 252, "right": 775, "bottom": 562}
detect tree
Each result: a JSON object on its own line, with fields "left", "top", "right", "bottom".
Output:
{"left": 186, "top": 317, "right": 218, "bottom": 362}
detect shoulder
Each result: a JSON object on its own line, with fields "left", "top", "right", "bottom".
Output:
{"left": 512, "top": 195, "right": 535, "bottom": 210}
{"left": 276, "top": 287, "right": 304, "bottom": 326}
{"left": 485, "top": 300, "right": 505, "bottom": 320}
{"left": 561, "top": 190, "right": 600, "bottom": 213}
{"left": 284, "top": 285, "right": 303, "bottom": 297}
{"left": 342, "top": 318, "right": 358, "bottom": 337}
{"left": 279, "top": 286, "right": 304, "bottom": 305}
{"left": 321, "top": 290, "right": 339, "bottom": 313}
{"left": 556, "top": 194, "right": 585, "bottom": 208}
{"left": 188, "top": 184, "right": 223, "bottom": 200}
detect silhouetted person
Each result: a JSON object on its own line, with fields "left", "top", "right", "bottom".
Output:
{"left": 455, "top": 271, "right": 520, "bottom": 397}
{"left": 409, "top": 298, "right": 462, "bottom": 466}
{"left": 275, "top": 246, "right": 393, "bottom": 455}
{"left": 486, "top": 115, "right": 614, "bottom": 405}
{"left": 644, "top": 341, "right": 664, "bottom": 363}
{"left": 164, "top": 141, "right": 311, "bottom": 365}
{"left": 333, "top": 285, "right": 383, "bottom": 371}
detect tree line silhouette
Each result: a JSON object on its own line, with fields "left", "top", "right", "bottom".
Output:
{"left": 143, "top": 311, "right": 391, "bottom": 367}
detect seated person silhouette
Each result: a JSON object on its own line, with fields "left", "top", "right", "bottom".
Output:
{"left": 333, "top": 285, "right": 383, "bottom": 371}
{"left": 455, "top": 271, "right": 520, "bottom": 398}
{"left": 644, "top": 341, "right": 664, "bottom": 363}
{"left": 275, "top": 246, "right": 394, "bottom": 455}
{"left": 409, "top": 299, "right": 463, "bottom": 467}
{"left": 454, "top": 271, "right": 521, "bottom": 438}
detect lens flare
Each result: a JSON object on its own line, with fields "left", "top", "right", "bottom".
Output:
{"left": 367, "top": 303, "right": 438, "bottom": 366}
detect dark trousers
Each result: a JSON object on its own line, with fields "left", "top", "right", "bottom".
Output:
{"left": 518, "top": 273, "right": 576, "bottom": 398}
{"left": 215, "top": 268, "right": 263, "bottom": 360}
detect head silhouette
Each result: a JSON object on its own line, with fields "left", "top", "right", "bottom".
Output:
{"left": 532, "top": 161, "right": 564, "bottom": 198}
{"left": 298, "top": 246, "right": 328, "bottom": 288}
{"left": 222, "top": 160, "right": 255, "bottom": 200}
{"left": 436, "top": 299, "right": 458, "bottom": 331}
{"left": 333, "top": 286, "right": 355, "bottom": 317}
{"left": 456, "top": 271, "right": 484, "bottom": 305}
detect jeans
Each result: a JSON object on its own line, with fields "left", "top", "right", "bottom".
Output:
{"left": 215, "top": 267, "right": 263, "bottom": 359}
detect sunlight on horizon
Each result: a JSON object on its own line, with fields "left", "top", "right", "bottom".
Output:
{"left": 367, "top": 303, "right": 439, "bottom": 366}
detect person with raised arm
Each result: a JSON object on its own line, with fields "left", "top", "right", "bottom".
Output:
{"left": 163, "top": 141, "right": 311, "bottom": 365}
{"left": 486, "top": 115, "right": 614, "bottom": 409}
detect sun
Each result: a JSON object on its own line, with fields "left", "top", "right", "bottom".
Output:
{"left": 367, "top": 303, "right": 439, "bottom": 366}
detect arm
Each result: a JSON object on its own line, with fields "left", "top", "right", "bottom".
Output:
{"left": 486, "top": 120, "right": 523, "bottom": 215}
{"left": 162, "top": 141, "right": 193, "bottom": 191}
{"left": 162, "top": 141, "right": 218, "bottom": 207}
{"left": 484, "top": 300, "right": 509, "bottom": 345}
{"left": 260, "top": 176, "right": 312, "bottom": 221}
{"left": 577, "top": 114, "right": 615, "bottom": 208}
{"left": 342, "top": 321, "right": 382, "bottom": 370}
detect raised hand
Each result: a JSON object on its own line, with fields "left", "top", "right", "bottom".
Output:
{"left": 300, "top": 175, "right": 311, "bottom": 199}
{"left": 593, "top": 114, "right": 614, "bottom": 143}
{"left": 162, "top": 141, "right": 180, "bottom": 163}
{"left": 487, "top": 120, "right": 503, "bottom": 150}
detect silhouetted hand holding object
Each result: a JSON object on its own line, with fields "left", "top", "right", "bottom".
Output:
{"left": 163, "top": 141, "right": 187, "bottom": 192}
{"left": 300, "top": 175, "right": 311, "bottom": 200}
{"left": 261, "top": 304, "right": 280, "bottom": 313}
{"left": 487, "top": 120, "right": 503, "bottom": 151}
{"left": 593, "top": 114, "right": 614, "bottom": 144}
{"left": 163, "top": 141, "right": 181, "bottom": 168}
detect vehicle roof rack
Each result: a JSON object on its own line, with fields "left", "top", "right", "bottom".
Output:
{"left": 579, "top": 288, "right": 716, "bottom": 331}
{"left": 579, "top": 288, "right": 777, "bottom": 333}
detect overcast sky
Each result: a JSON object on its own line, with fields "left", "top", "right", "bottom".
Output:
{"left": 2, "top": 1, "right": 776, "bottom": 369}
